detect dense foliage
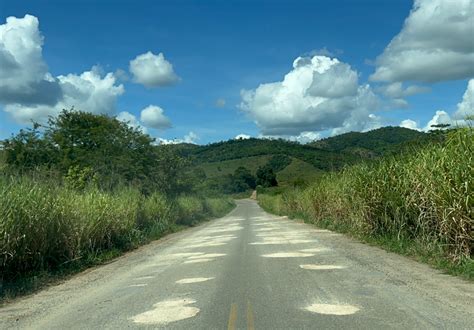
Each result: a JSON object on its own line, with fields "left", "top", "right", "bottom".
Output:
{"left": 2, "top": 110, "right": 188, "bottom": 195}
{"left": 256, "top": 165, "right": 278, "bottom": 188}
{"left": 0, "top": 175, "right": 234, "bottom": 284}
{"left": 258, "top": 128, "right": 473, "bottom": 277}
{"left": 0, "top": 110, "right": 235, "bottom": 296}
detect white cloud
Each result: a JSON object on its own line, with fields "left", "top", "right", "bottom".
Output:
{"left": 0, "top": 15, "right": 125, "bottom": 124}
{"left": 140, "top": 105, "right": 171, "bottom": 129}
{"left": 399, "top": 119, "right": 420, "bottom": 130}
{"left": 390, "top": 98, "right": 409, "bottom": 109}
{"left": 129, "top": 51, "right": 180, "bottom": 87}
{"left": 292, "top": 131, "right": 321, "bottom": 144}
{"left": 5, "top": 67, "right": 124, "bottom": 123}
{"left": 157, "top": 131, "right": 199, "bottom": 145}
{"left": 234, "top": 133, "right": 251, "bottom": 140}
{"left": 215, "top": 98, "right": 226, "bottom": 108}
{"left": 114, "top": 68, "right": 129, "bottom": 82}
{"left": 306, "top": 62, "right": 358, "bottom": 98}
{"left": 424, "top": 110, "right": 452, "bottom": 131}
{"left": 240, "top": 55, "right": 380, "bottom": 137}
{"left": 0, "top": 14, "right": 62, "bottom": 106}
{"left": 370, "top": 0, "right": 474, "bottom": 83}
{"left": 454, "top": 79, "right": 474, "bottom": 120}
{"left": 377, "top": 82, "right": 430, "bottom": 99}
{"left": 116, "top": 111, "right": 147, "bottom": 133}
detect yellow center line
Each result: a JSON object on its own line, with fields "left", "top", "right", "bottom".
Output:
{"left": 227, "top": 303, "right": 238, "bottom": 330}
{"left": 247, "top": 300, "right": 255, "bottom": 330}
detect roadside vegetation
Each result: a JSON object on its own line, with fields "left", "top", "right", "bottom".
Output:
{"left": 0, "top": 110, "right": 234, "bottom": 300}
{"left": 258, "top": 127, "right": 473, "bottom": 279}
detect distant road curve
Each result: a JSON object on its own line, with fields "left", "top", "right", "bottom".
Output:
{"left": 1, "top": 199, "right": 473, "bottom": 329}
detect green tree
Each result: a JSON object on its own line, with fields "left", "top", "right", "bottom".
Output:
{"left": 256, "top": 165, "right": 278, "bottom": 187}
{"left": 233, "top": 166, "right": 256, "bottom": 190}
{"left": 2, "top": 109, "right": 189, "bottom": 195}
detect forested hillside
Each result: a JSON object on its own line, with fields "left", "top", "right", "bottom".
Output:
{"left": 172, "top": 126, "right": 436, "bottom": 192}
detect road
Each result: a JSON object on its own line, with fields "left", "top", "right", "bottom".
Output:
{"left": 1, "top": 199, "right": 473, "bottom": 329}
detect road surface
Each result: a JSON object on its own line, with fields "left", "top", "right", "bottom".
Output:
{"left": 1, "top": 199, "right": 473, "bottom": 329}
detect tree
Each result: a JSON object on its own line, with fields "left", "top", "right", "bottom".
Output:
{"left": 2, "top": 109, "right": 189, "bottom": 195}
{"left": 256, "top": 165, "right": 278, "bottom": 187}
{"left": 233, "top": 166, "right": 256, "bottom": 190}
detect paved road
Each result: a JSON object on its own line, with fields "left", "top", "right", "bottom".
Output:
{"left": 1, "top": 199, "right": 473, "bottom": 329}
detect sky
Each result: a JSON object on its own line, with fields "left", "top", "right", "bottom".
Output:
{"left": 0, "top": 0, "right": 473, "bottom": 144}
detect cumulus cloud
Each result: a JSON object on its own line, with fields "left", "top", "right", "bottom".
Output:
{"left": 116, "top": 111, "right": 147, "bottom": 133}
{"left": 240, "top": 55, "right": 380, "bottom": 136}
{"left": 306, "top": 62, "right": 359, "bottom": 98}
{"left": 157, "top": 131, "right": 199, "bottom": 145}
{"left": 215, "top": 98, "right": 226, "bottom": 108}
{"left": 234, "top": 133, "right": 251, "bottom": 140}
{"left": 140, "top": 105, "right": 172, "bottom": 129}
{"left": 5, "top": 67, "right": 124, "bottom": 123}
{"left": 377, "top": 82, "right": 430, "bottom": 99}
{"left": 370, "top": 0, "right": 474, "bottom": 83}
{"left": 292, "top": 131, "right": 321, "bottom": 144}
{"left": 454, "top": 79, "right": 474, "bottom": 120}
{"left": 0, "top": 15, "right": 125, "bottom": 124}
{"left": 399, "top": 119, "right": 420, "bottom": 130}
{"left": 0, "top": 14, "right": 62, "bottom": 106}
{"left": 424, "top": 110, "right": 452, "bottom": 131}
{"left": 129, "top": 51, "right": 180, "bottom": 87}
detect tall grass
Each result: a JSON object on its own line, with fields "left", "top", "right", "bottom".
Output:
{"left": 0, "top": 176, "right": 234, "bottom": 286}
{"left": 259, "top": 128, "right": 473, "bottom": 275}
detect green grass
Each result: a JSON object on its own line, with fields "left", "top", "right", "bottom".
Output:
{"left": 276, "top": 158, "right": 322, "bottom": 187}
{"left": 0, "top": 176, "right": 235, "bottom": 301}
{"left": 258, "top": 128, "right": 473, "bottom": 280}
{"left": 198, "top": 155, "right": 272, "bottom": 177}
{"left": 198, "top": 155, "right": 321, "bottom": 187}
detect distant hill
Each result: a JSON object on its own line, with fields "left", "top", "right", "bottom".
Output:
{"left": 166, "top": 126, "right": 432, "bottom": 188}
{"left": 309, "top": 126, "right": 427, "bottom": 157}
{"left": 172, "top": 126, "right": 429, "bottom": 169}
{"left": 173, "top": 138, "right": 354, "bottom": 171}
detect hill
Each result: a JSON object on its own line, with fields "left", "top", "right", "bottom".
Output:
{"left": 309, "top": 126, "right": 427, "bottom": 157}
{"left": 168, "top": 126, "right": 433, "bottom": 191}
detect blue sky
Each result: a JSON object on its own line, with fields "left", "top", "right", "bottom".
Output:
{"left": 0, "top": 0, "right": 472, "bottom": 144}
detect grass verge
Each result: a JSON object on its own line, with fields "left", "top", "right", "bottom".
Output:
{"left": 0, "top": 177, "right": 235, "bottom": 302}
{"left": 257, "top": 127, "right": 473, "bottom": 280}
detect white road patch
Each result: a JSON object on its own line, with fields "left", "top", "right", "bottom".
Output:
{"left": 253, "top": 228, "right": 275, "bottom": 232}
{"left": 188, "top": 253, "right": 226, "bottom": 259}
{"left": 304, "top": 303, "right": 359, "bottom": 315}
{"left": 257, "top": 234, "right": 300, "bottom": 238}
{"left": 134, "top": 276, "right": 154, "bottom": 280}
{"left": 184, "top": 242, "right": 227, "bottom": 248}
{"left": 183, "top": 258, "right": 213, "bottom": 264}
{"left": 250, "top": 239, "right": 314, "bottom": 245}
{"left": 129, "top": 284, "right": 148, "bottom": 287}
{"left": 299, "top": 248, "right": 329, "bottom": 253}
{"left": 176, "top": 277, "right": 215, "bottom": 284}
{"left": 205, "top": 227, "right": 243, "bottom": 233}
{"left": 130, "top": 298, "right": 199, "bottom": 325}
{"left": 300, "top": 264, "right": 346, "bottom": 270}
{"left": 261, "top": 252, "right": 315, "bottom": 258}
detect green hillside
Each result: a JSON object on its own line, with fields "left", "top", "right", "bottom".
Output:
{"left": 198, "top": 155, "right": 272, "bottom": 178}
{"left": 174, "top": 126, "right": 435, "bottom": 194}
{"left": 310, "top": 126, "right": 428, "bottom": 157}
{"left": 177, "top": 127, "right": 430, "bottom": 168}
